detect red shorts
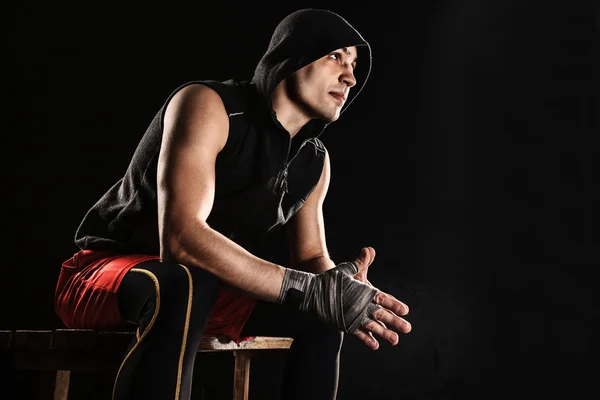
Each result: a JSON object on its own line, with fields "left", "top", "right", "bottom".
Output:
{"left": 54, "top": 250, "right": 257, "bottom": 343}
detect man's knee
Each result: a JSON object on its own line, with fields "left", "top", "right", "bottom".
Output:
{"left": 136, "top": 261, "right": 219, "bottom": 306}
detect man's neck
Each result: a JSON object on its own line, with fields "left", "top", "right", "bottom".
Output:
{"left": 271, "top": 88, "right": 310, "bottom": 139}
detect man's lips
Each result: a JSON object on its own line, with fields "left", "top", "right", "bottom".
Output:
{"left": 329, "top": 92, "right": 346, "bottom": 103}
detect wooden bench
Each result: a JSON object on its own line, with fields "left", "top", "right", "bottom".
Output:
{"left": 0, "top": 329, "right": 292, "bottom": 400}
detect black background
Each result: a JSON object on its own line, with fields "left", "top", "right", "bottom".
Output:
{"left": 3, "top": 0, "right": 599, "bottom": 399}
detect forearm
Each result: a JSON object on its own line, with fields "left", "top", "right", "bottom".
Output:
{"left": 161, "top": 220, "right": 285, "bottom": 302}
{"left": 293, "top": 255, "right": 337, "bottom": 274}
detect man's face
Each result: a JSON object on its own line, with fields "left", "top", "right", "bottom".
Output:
{"left": 286, "top": 46, "right": 358, "bottom": 122}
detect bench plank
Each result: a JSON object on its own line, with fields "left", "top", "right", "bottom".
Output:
{"left": 8, "top": 329, "right": 293, "bottom": 400}
{"left": 13, "top": 330, "right": 53, "bottom": 349}
{"left": 200, "top": 335, "right": 293, "bottom": 352}
{"left": 11, "top": 329, "right": 293, "bottom": 352}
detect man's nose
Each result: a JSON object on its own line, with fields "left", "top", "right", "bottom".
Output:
{"left": 340, "top": 67, "right": 356, "bottom": 88}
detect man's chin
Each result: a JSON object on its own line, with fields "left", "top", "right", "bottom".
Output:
{"left": 324, "top": 112, "right": 341, "bottom": 123}
{"left": 314, "top": 109, "right": 341, "bottom": 123}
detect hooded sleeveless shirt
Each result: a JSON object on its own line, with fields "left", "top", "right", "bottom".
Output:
{"left": 73, "top": 9, "right": 372, "bottom": 256}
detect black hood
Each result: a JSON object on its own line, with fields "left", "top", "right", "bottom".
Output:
{"left": 251, "top": 8, "right": 372, "bottom": 135}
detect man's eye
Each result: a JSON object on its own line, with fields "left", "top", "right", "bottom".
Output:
{"left": 329, "top": 53, "right": 340, "bottom": 60}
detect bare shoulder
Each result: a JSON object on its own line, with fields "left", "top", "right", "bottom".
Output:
{"left": 173, "top": 82, "right": 222, "bottom": 101}
{"left": 167, "top": 83, "right": 227, "bottom": 119}
{"left": 164, "top": 83, "right": 229, "bottom": 150}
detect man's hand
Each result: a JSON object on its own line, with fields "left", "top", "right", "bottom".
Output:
{"left": 278, "top": 248, "right": 411, "bottom": 350}
{"left": 350, "top": 246, "right": 411, "bottom": 350}
{"left": 353, "top": 247, "right": 374, "bottom": 286}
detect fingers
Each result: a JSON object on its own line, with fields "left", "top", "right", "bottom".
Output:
{"left": 353, "top": 328, "right": 379, "bottom": 350}
{"left": 353, "top": 246, "right": 375, "bottom": 270}
{"left": 354, "top": 303, "right": 410, "bottom": 349}
{"left": 352, "top": 300, "right": 409, "bottom": 348}
{"left": 375, "top": 305, "right": 411, "bottom": 333}
{"left": 362, "top": 246, "right": 375, "bottom": 265}
{"left": 356, "top": 292, "right": 412, "bottom": 348}
{"left": 363, "top": 318, "right": 401, "bottom": 346}
{"left": 374, "top": 290, "right": 410, "bottom": 317}
{"left": 353, "top": 247, "right": 375, "bottom": 282}
{"left": 367, "top": 246, "right": 375, "bottom": 261}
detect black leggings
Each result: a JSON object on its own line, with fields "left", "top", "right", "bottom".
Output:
{"left": 115, "top": 259, "right": 343, "bottom": 400}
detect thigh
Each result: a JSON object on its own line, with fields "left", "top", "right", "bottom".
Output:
{"left": 55, "top": 252, "right": 159, "bottom": 330}
{"left": 116, "top": 260, "right": 163, "bottom": 326}
{"left": 117, "top": 259, "right": 200, "bottom": 325}
{"left": 117, "top": 259, "right": 220, "bottom": 328}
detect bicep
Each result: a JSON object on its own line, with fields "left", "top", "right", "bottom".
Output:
{"left": 157, "top": 84, "right": 229, "bottom": 249}
{"left": 286, "top": 150, "right": 331, "bottom": 264}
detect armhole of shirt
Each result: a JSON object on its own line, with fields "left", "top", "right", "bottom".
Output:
{"left": 158, "top": 80, "right": 244, "bottom": 160}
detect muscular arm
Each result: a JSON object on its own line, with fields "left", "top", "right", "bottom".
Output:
{"left": 157, "top": 83, "right": 285, "bottom": 302}
{"left": 155, "top": 84, "right": 410, "bottom": 345}
{"left": 285, "top": 150, "right": 336, "bottom": 274}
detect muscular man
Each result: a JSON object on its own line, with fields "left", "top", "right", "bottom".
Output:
{"left": 54, "top": 8, "right": 411, "bottom": 400}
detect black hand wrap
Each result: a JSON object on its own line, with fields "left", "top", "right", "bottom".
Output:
{"left": 278, "top": 262, "right": 379, "bottom": 333}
